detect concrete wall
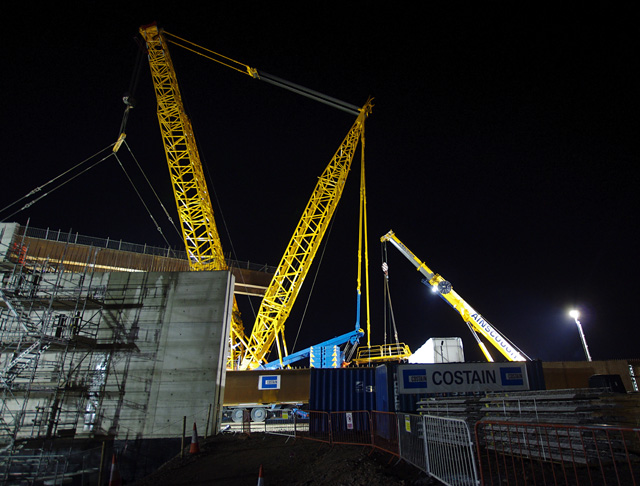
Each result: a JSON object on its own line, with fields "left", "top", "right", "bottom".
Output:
{"left": 96, "top": 271, "right": 233, "bottom": 439}
{"left": 1, "top": 266, "right": 232, "bottom": 442}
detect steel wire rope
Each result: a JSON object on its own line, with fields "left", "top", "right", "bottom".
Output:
{"left": 381, "top": 243, "right": 389, "bottom": 346}
{"left": 381, "top": 242, "right": 404, "bottom": 347}
{"left": 116, "top": 37, "right": 146, "bottom": 139}
{"left": 164, "top": 33, "right": 302, "bottom": 322}
{"left": 112, "top": 150, "right": 177, "bottom": 255}
{"left": 122, "top": 140, "right": 182, "bottom": 242}
{"left": 164, "top": 32, "right": 255, "bottom": 77}
{"left": 0, "top": 144, "right": 117, "bottom": 222}
{"left": 165, "top": 37, "right": 246, "bottom": 278}
{"left": 164, "top": 31, "right": 361, "bottom": 116}
{"left": 164, "top": 29, "right": 362, "bottom": 361}
{"left": 188, "top": 107, "right": 258, "bottom": 321}
{"left": 385, "top": 274, "right": 402, "bottom": 346}
{"left": 289, "top": 213, "right": 338, "bottom": 355}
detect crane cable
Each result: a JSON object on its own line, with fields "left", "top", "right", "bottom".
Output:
{"left": 120, "top": 140, "right": 182, "bottom": 252}
{"left": 164, "top": 31, "right": 361, "bottom": 116}
{"left": 381, "top": 242, "right": 402, "bottom": 347}
{"left": 196, "top": 135, "right": 258, "bottom": 319}
{"left": 0, "top": 144, "right": 116, "bottom": 222}
{"left": 117, "top": 37, "right": 146, "bottom": 139}
{"left": 289, "top": 214, "right": 338, "bottom": 354}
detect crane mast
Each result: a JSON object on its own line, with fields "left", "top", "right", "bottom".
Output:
{"left": 239, "top": 100, "right": 373, "bottom": 370}
{"left": 381, "top": 230, "right": 528, "bottom": 362}
{"left": 139, "top": 23, "right": 248, "bottom": 366}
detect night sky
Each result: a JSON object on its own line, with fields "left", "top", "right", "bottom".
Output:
{"left": 2, "top": 3, "right": 637, "bottom": 363}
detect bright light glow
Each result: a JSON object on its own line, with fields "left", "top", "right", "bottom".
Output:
{"left": 569, "top": 309, "right": 580, "bottom": 319}
{"left": 431, "top": 285, "right": 439, "bottom": 293}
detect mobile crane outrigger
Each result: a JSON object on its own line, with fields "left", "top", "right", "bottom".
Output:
{"left": 381, "top": 230, "right": 529, "bottom": 362}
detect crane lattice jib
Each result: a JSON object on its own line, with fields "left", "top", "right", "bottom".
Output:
{"left": 140, "top": 24, "right": 226, "bottom": 270}
{"left": 140, "top": 24, "right": 249, "bottom": 367}
{"left": 240, "top": 101, "right": 373, "bottom": 370}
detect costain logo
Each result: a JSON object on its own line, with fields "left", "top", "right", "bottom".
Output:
{"left": 500, "top": 367, "right": 524, "bottom": 386}
{"left": 403, "top": 369, "right": 428, "bottom": 389}
{"left": 259, "top": 375, "right": 281, "bottom": 390}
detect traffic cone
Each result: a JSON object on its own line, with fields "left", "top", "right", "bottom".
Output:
{"left": 108, "top": 453, "right": 122, "bottom": 486}
{"left": 189, "top": 422, "right": 200, "bottom": 454}
{"left": 257, "top": 464, "right": 264, "bottom": 486}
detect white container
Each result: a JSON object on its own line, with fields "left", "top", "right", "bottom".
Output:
{"left": 408, "top": 337, "right": 464, "bottom": 364}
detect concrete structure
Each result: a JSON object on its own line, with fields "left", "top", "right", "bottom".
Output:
{"left": 1, "top": 222, "right": 234, "bottom": 450}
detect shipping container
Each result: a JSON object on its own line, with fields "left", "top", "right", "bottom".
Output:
{"left": 309, "top": 367, "right": 376, "bottom": 412}
{"left": 408, "top": 337, "right": 465, "bottom": 363}
{"left": 376, "top": 360, "right": 546, "bottom": 413}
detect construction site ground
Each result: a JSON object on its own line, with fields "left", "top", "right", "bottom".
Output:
{"left": 130, "top": 432, "right": 437, "bottom": 485}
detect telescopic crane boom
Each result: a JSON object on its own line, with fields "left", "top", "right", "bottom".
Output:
{"left": 381, "top": 230, "right": 528, "bottom": 362}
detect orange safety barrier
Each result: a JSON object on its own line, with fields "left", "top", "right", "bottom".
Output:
{"left": 330, "top": 411, "right": 373, "bottom": 446}
{"left": 371, "top": 411, "right": 400, "bottom": 457}
{"left": 475, "top": 420, "right": 640, "bottom": 485}
{"left": 298, "top": 410, "right": 332, "bottom": 444}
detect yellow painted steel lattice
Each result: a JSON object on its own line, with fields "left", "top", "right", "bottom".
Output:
{"left": 140, "top": 24, "right": 249, "bottom": 366}
{"left": 240, "top": 100, "right": 374, "bottom": 370}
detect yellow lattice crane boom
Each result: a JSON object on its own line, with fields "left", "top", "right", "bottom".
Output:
{"left": 239, "top": 100, "right": 374, "bottom": 370}
{"left": 139, "top": 23, "right": 249, "bottom": 366}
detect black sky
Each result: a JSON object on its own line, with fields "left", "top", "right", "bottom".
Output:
{"left": 2, "top": 3, "right": 637, "bottom": 363}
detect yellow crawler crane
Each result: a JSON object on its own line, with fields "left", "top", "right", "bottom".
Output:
{"left": 239, "top": 99, "right": 373, "bottom": 370}
{"left": 139, "top": 23, "right": 249, "bottom": 367}
{"left": 380, "top": 230, "right": 529, "bottom": 362}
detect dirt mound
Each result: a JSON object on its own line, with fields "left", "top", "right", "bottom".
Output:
{"left": 130, "top": 432, "right": 437, "bottom": 485}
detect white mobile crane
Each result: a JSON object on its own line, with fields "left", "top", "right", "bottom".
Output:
{"left": 381, "top": 230, "right": 529, "bottom": 362}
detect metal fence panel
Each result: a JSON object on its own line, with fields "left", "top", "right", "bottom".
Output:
{"left": 298, "top": 411, "right": 331, "bottom": 444}
{"left": 330, "top": 411, "right": 373, "bottom": 446}
{"left": 372, "top": 411, "right": 400, "bottom": 456}
{"left": 398, "top": 413, "right": 427, "bottom": 472}
{"left": 259, "top": 409, "right": 298, "bottom": 437}
{"left": 475, "top": 420, "right": 640, "bottom": 485}
{"left": 423, "top": 415, "right": 479, "bottom": 486}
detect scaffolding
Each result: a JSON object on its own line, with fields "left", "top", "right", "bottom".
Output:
{"left": 0, "top": 222, "right": 267, "bottom": 483}
{"left": 0, "top": 223, "right": 173, "bottom": 482}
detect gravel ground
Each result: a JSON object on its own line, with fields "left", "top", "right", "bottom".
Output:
{"left": 129, "top": 432, "right": 440, "bottom": 485}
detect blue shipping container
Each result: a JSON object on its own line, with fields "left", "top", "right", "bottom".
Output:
{"left": 309, "top": 367, "right": 376, "bottom": 412}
